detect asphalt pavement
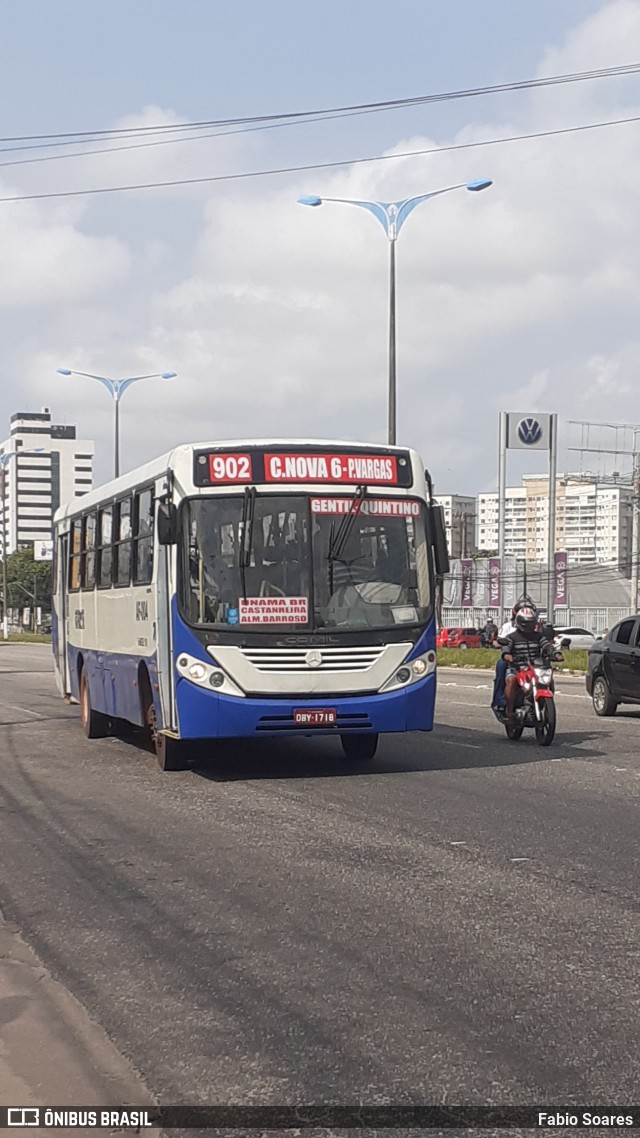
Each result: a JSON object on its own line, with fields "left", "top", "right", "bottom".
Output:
{"left": 0, "top": 645, "right": 638, "bottom": 1116}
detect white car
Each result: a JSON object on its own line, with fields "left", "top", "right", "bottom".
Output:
{"left": 553, "top": 626, "right": 597, "bottom": 651}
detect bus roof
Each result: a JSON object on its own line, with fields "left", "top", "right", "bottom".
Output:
{"left": 54, "top": 438, "right": 424, "bottom": 524}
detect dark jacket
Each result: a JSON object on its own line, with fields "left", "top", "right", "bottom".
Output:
{"left": 503, "top": 628, "right": 555, "bottom": 670}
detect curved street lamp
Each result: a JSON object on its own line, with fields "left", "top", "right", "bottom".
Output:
{"left": 298, "top": 179, "right": 492, "bottom": 445}
{"left": 56, "top": 368, "right": 177, "bottom": 479}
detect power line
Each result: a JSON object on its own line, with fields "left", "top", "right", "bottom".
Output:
{"left": 1, "top": 111, "right": 639, "bottom": 205}
{"left": 0, "top": 60, "right": 638, "bottom": 150}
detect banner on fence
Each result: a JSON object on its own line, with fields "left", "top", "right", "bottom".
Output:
{"left": 489, "top": 557, "right": 501, "bottom": 608}
{"left": 554, "top": 551, "right": 569, "bottom": 607}
{"left": 461, "top": 560, "right": 473, "bottom": 608}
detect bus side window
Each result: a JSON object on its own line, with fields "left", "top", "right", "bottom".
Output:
{"left": 83, "top": 513, "right": 97, "bottom": 589}
{"left": 133, "top": 488, "right": 154, "bottom": 585}
{"left": 69, "top": 519, "right": 82, "bottom": 591}
{"left": 115, "top": 498, "right": 132, "bottom": 586}
{"left": 98, "top": 506, "right": 113, "bottom": 588}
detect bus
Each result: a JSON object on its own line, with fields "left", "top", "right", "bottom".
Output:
{"left": 52, "top": 440, "right": 449, "bottom": 770}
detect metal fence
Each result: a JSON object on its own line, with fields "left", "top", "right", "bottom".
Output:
{"left": 440, "top": 607, "right": 631, "bottom": 633}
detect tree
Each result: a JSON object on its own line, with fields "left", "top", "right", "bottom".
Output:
{"left": 1, "top": 547, "right": 52, "bottom": 615}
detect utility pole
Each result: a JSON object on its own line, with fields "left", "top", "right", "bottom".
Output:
{"left": 631, "top": 449, "right": 640, "bottom": 613}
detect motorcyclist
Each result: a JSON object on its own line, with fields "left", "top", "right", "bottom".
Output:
{"left": 491, "top": 595, "right": 537, "bottom": 712}
{"left": 502, "top": 606, "right": 557, "bottom": 724}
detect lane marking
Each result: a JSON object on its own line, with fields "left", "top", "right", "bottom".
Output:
{"left": 440, "top": 738, "right": 481, "bottom": 750}
{"left": 510, "top": 857, "right": 531, "bottom": 862}
{"left": 449, "top": 841, "right": 467, "bottom": 846}
{"left": 4, "top": 704, "right": 45, "bottom": 719}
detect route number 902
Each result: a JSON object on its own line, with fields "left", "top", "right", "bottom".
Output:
{"left": 208, "top": 453, "right": 253, "bottom": 483}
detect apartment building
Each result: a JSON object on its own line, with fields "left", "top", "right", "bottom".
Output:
{"left": 476, "top": 475, "right": 633, "bottom": 568}
{"left": 0, "top": 409, "right": 95, "bottom": 557}
{"left": 434, "top": 494, "right": 477, "bottom": 558}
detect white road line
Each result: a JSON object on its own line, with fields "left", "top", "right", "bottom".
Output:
{"left": 4, "top": 704, "right": 45, "bottom": 719}
{"left": 449, "top": 841, "right": 467, "bottom": 846}
{"left": 510, "top": 857, "right": 531, "bottom": 862}
{"left": 440, "top": 739, "right": 481, "bottom": 750}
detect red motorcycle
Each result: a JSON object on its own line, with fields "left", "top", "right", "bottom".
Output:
{"left": 493, "top": 656, "right": 560, "bottom": 746}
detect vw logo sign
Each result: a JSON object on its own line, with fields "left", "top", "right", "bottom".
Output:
{"left": 517, "top": 417, "right": 543, "bottom": 445}
{"left": 305, "top": 650, "right": 323, "bottom": 669}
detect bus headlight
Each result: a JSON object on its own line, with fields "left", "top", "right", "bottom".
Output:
{"left": 176, "top": 652, "right": 245, "bottom": 697}
{"left": 379, "top": 649, "right": 436, "bottom": 694}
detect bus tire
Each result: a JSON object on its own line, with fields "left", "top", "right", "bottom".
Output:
{"left": 79, "top": 671, "right": 109, "bottom": 739}
{"left": 143, "top": 692, "right": 189, "bottom": 771}
{"left": 155, "top": 732, "right": 190, "bottom": 772}
{"left": 340, "top": 733, "right": 378, "bottom": 762}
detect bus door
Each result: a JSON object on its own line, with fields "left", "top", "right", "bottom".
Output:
{"left": 155, "top": 539, "right": 176, "bottom": 732}
{"left": 55, "top": 532, "right": 71, "bottom": 696}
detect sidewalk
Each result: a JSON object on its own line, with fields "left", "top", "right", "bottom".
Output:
{"left": 0, "top": 912, "right": 160, "bottom": 1135}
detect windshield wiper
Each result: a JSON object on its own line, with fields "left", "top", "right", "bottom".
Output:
{"left": 327, "top": 484, "right": 367, "bottom": 594}
{"left": 239, "top": 486, "right": 256, "bottom": 600}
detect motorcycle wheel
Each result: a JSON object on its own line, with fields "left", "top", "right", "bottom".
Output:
{"left": 534, "top": 699, "right": 556, "bottom": 746}
{"left": 505, "top": 721, "right": 524, "bottom": 741}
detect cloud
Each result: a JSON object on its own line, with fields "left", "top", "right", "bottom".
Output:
{"left": 3, "top": 1, "right": 640, "bottom": 497}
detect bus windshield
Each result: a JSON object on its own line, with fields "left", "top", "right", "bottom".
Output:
{"left": 180, "top": 494, "right": 431, "bottom": 631}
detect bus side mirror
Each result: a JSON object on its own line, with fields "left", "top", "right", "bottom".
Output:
{"left": 157, "top": 502, "right": 177, "bottom": 545}
{"left": 429, "top": 505, "right": 450, "bottom": 577}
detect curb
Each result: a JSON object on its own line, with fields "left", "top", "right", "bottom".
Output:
{"left": 0, "top": 910, "right": 160, "bottom": 1133}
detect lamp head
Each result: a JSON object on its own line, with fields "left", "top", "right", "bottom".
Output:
{"left": 56, "top": 368, "right": 72, "bottom": 376}
{"left": 297, "top": 195, "right": 323, "bottom": 207}
{"left": 466, "top": 179, "right": 493, "bottom": 192}
{"left": 161, "top": 371, "right": 177, "bottom": 380}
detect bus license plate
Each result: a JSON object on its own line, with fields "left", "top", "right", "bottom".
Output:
{"left": 293, "top": 709, "right": 337, "bottom": 726}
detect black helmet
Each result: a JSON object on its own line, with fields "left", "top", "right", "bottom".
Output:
{"left": 516, "top": 606, "right": 537, "bottom": 634}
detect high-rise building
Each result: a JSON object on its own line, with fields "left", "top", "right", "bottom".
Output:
{"left": 476, "top": 475, "right": 633, "bottom": 568}
{"left": 0, "top": 409, "right": 95, "bottom": 557}
{"left": 434, "top": 494, "right": 477, "bottom": 558}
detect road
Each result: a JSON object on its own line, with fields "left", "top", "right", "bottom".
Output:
{"left": 1, "top": 644, "right": 639, "bottom": 1113}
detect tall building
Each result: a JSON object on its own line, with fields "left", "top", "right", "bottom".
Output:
{"left": 434, "top": 494, "right": 477, "bottom": 558}
{"left": 476, "top": 475, "right": 633, "bottom": 568}
{"left": 0, "top": 409, "right": 95, "bottom": 557}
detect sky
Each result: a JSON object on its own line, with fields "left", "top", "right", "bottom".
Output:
{"left": 1, "top": 0, "right": 640, "bottom": 495}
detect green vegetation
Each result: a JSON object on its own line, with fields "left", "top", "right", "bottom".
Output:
{"left": 438, "top": 647, "right": 588, "bottom": 673}
{"left": 0, "top": 632, "right": 52, "bottom": 644}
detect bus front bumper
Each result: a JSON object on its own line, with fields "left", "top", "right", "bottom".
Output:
{"left": 174, "top": 673, "right": 436, "bottom": 739}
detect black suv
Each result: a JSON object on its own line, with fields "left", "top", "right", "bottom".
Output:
{"left": 586, "top": 616, "right": 640, "bottom": 715}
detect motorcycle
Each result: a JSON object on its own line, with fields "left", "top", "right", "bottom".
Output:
{"left": 493, "top": 655, "right": 560, "bottom": 746}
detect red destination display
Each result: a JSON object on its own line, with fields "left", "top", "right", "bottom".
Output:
{"left": 208, "top": 453, "right": 254, "bottom": 483}
{"left": 264, "top": 453, "right": 399, "bottom": 484}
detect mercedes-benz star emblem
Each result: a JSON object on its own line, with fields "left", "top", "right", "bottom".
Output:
{"left": 517, "top": 417, "right": 543, "bottom": 445}
{"left": 305, "top": 650, "right": 323, "bottom": 669}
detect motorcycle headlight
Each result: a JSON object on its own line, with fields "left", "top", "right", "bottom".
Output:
{"left": 537, "top": 669, "right": 553, "bottom": 684}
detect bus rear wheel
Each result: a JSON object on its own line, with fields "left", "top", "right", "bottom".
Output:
{"left": 79, "top": 671, "right": 109, "bottom": 739}
{"left": 340, "top": 733, "right": 378, "bottom": 762}
{"left": 144, "top": 697, "right": 189, "bottom": 772}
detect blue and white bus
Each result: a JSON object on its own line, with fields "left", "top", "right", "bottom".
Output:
{"left": 52, "top": 440, "right": 449, "bottom": 769}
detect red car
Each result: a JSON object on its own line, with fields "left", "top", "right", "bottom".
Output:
{"left": 436, "top": 626, "right": 482, "bottom": 650}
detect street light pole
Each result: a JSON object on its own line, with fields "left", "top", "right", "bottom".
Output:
{"left": 298, "top": 179, "right": 492, "bottom": 446}
{"left": 56, "top": 368, "right": 177, "bottom": 479}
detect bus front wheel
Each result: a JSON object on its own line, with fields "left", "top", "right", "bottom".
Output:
{"left": 340, "top": 733, "right": 378, "bottom": 762}
{"left": 79, "top": 671, "right": 110, "bottom": 739}
{"left": 144, "top": 696, "right": 189, "bottom": 772}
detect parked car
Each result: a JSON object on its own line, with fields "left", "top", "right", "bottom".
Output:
{"left": 586, "top": 616, "right": 640, "bottom": 715}
{"left": 436, "top": 626, "right": 483, "bottom": 650}
{"left": 553, "top": 626, "right": 597, "bottom": 651}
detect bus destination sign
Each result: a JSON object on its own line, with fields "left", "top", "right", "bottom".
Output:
{"left": 264, "top": 453, "right": 398, "bottom": 483}
{"left": 194, "top": 448, "right": 413, "bottom": 487}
